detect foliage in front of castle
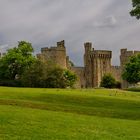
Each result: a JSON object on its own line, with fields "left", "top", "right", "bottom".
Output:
{"left": 122, "top": 54, "right": 140, "bottom": 84}
{"left": 0, "top": 41, "right": 77, "bottom": 88}
{"left": 100, "top": 74, "right": 121, "bottom": 89}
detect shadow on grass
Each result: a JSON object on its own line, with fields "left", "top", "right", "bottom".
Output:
{"left": 0, "top": 98, "right": 140, "bottom": 121}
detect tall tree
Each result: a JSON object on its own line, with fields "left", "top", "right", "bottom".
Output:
{"left": 0, "top": 41, "right": 35, "bottom": 80}
{"left": 130, "top": 0, "right": 140, "bottom": 19}
{"left": 21, "top": 60, "right": 48, "bottom": 87}
{"left": 21, "top": 60, "right": 77, "bottom": 88}
{"left": 122, "top": 54, "right": 140, "bottom": 84}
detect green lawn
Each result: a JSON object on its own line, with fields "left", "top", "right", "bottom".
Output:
{"left": 0, "top": 87, "right": 140, "bottom": 140}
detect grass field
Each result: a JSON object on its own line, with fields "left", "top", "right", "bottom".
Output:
{"left": 0, "top": 87, "right": 140, "bottom": 140}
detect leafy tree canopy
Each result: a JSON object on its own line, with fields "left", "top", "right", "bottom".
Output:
{"left": 21, "top": 60, "right": 77, "bottom": 88}
{"left": 0, "top": 41, "right": 35, "bottom": 80}
{"left": 130, "top": 0, "right": 140, "bottom": 19}
{"left": 122, "top": 54, "right": 140, "bottom": 84}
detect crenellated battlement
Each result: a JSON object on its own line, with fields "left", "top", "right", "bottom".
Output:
{"left": 37, "top": 40, "right": 67, "bottom": 68}
{"left": 84, "top": 42, "right": 112, "bottom": 87}
{"left": 121, "top": 48, "right": 140, "bottom": 56}
{"left": 37, "top": 40, "right": 140, "bottom": 89}
{"left": 91, "top": 50, "right": 112, "bottom": 58}
{"left": 120, "top": 48, "right": 140, "bottom": 88}
{"left": 57, "top": 40, "right": 65, "bottom": 48}
{"left": 84, "top": 42, "right": 92, "bottom": 53}
{"left": 120, "top": 48, "right": 140, "bottom": 66}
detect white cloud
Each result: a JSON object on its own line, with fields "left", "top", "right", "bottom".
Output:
{"left": 0, "top": 0, "right": 139, "bottom": 66}
{"left": 93, "top": 16, "right": 117, "bottom": 28}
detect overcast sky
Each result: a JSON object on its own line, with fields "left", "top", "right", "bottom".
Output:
{"left": 0, "top": 0, "right": 139, "bottom": 66}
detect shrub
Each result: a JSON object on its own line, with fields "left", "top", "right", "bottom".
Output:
{"left": 0, "top": 80, "right": 22, "bottom": 87}
{"left": 100, "top": 74, "right": 116, "bottom": 88}
{"left": 115, "top": 81, "right": 121, "bottom": 89}
{"left": 127, "top": 87, "right": 140, "bottom": 92}
{"left": 21, "top": 60, "right": 77, "bottom": 88}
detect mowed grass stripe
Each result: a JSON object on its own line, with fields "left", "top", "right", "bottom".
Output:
{"left": 0, "top": 105, "right": 140, "bottom": 140}
{"left": 0, "top": 87, "right": 140, "bottom": 139}
{"left": 0, "top": 95, "right": 140, "bottom": 120}
{"left": 0, "top": 87, "right": 140, "bottom": 120}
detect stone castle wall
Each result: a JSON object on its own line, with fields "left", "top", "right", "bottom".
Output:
{"left": 111, "top": 66, "right": 121, "bottom": 82}
{"left": 120, "top": 49, "right": 140, "bottom": 88}
{"left": 84, "top": 42, "right": 112, "bottom": 87}
{"left": 37, "top": 40, "right": 67, "bottom": 69}
{"left": 37, "top": 40, "right": 140, "bottom": 89}
{"left": 70, "top": 67, "right": 85, "bottom": 88}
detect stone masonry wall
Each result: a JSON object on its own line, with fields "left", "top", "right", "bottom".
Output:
{"left": 37, "top": 40, "right": 67, "bottom": 69}
{"left": 37, "top": 40, "right": 140, "bottom": 89}
{"left": 111, "top": 66, "right": 121, "bottom": 82}
{"left": 120, "top": 49, "right": 140, "bottom": 88}
{"left": 70, "top": 67, "right": 85, "bottom": 88}
{"left": 84, "top": 42, "right": 112, "bottom": 88}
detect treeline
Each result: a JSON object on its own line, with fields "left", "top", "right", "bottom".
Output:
{"left": 0, "top": 41, "right": 77, "bottom": 88}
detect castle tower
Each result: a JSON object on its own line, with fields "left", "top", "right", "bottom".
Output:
{"left": 84, "top": 42, "right": 93, "bottom": 88}
{"left": 120, "top": 48, "right": 140, "bottom": 88}
{"left": 91, "top": 50, "right": 112, "bottom": 87}
{"left": 37, "top": 40, "right": 67, "bottom": 69}
{"left": 84, "top": 42, "right": 112, "bottom": 88}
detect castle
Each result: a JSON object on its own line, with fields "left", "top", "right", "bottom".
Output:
{"left": 37, "top": 40, "right": 140, "bottom": 88}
